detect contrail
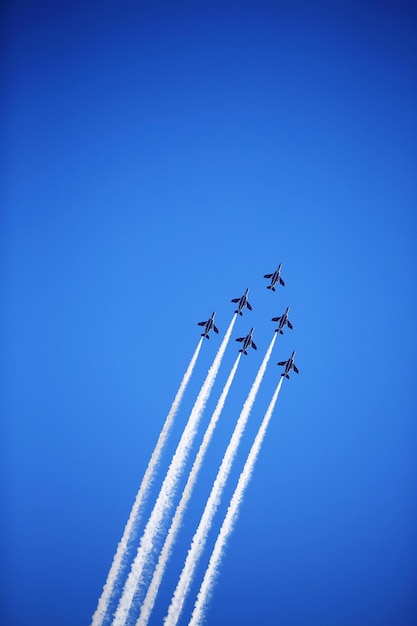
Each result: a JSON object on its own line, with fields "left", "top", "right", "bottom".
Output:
{"left": 91, "top": 338, "right": 204, "bottom": 626}
{"left": 164, "top": 333, "right": 277, "bottom": 626}
{"left": 112, "top": 316, "right": 237, "bottom": 626}
{"left": 136, "top": 354, "right": 242, "bottom": 626}
{"left": 189, "top": 377, "right": 284, "bottom": 626}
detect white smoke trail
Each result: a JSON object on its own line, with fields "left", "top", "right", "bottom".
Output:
{"left": 91, "top": 338, "right": 204, "bottom": 626}
{"left": 136, "top": 354, "right": 242, "bottom": 626}
{"left": 189, "top": 377, "right": 283, "bottom": 626}
{"left": 112, "top": 316, "right": 237, "bottom": 626}
{"left": 164, "top": 333, "right": 277, "bottom": 626}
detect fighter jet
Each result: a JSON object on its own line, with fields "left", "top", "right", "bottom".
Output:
{"left": 272, "top": 306, "right": 293, "bottom": 335}
{"left": 278, "top": 351, "right": 299, "bottom": 378}
{"left": 236, "top": 327, "right": 257, "bottom": 355}
{"left": 197, "top": 311, "right": 219, "bottom": 339}
{"left": 231, "top": 288, "right": 252, "bottom": 316}
{"left": 264, "top": 263, "right": 285, "bottom": 291}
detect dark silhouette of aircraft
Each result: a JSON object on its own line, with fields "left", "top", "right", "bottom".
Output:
{"left": 278, "top": 351, "right": 299, "bottom": 378}
{"left": 264, "top": 263, "right": 285, "bottom": 291}
{"left": 232, "top": 289, "right": 252, "bottom": 315}
{"left": 272, "top": 306, "right": 293, "bottom": 334}
{"left": 236, "top": 327, "right": 257, "bottom": 355}
{"left": 231, "top": 288, "right": 252, "bottom": 316}
{"left": 197, "top": 311, "right": 219, "bottom": 339}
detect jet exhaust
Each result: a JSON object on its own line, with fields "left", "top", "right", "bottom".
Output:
{"left": 189, "top": 377, "right": 284, "bottom": 626}
{"left": 136, "top": 353, "right": 242, "bottom": 626}
{"left": 111, "top": 316, "right": 237, "bottom": 626}
{"left": 91, "top": 337, "right": 204, "bottom": 626}
{"left": 164, "top": 333, "right": 277, "bottom": 626}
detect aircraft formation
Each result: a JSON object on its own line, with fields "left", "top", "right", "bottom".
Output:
{"left": 91, "top": 262, "right": 299, "bottom": 626}
{"left": 198, "top": 263, "right": 299, "bottom": 379}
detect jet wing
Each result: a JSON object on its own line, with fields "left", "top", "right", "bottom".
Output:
{"left": 236, "top": 337, "right": 245, "bottom": 342}
{"left": 231, "top": 298, "right": 240, "bottom": 303}
{"left": 247, "top": 302, "right": 252, "bottom": 311}
{"left": 293, "top": 365, "right": 299, "bottom": 374}
{"left": 271, "top": 316, "right": 282, "bottom": 322}
{"left": 213, "top": 325, "right": 219, "bottom": 333}
{"left": 287, "top": 321, "right": 293, "bottom": 329}
{"left": 251, "top": 341, "right": 257, "bottom": 350}
{"left": 279, "top": 277, "right": 285, "bottom": 286}
{"left": 277, "top": 360, "right": 287, "bottom": 366}
{"left": 197, "top": 321, "right": 207, "bottom": 326}
{"left": 264, "top": 273, "right": 273, "bottom": 278}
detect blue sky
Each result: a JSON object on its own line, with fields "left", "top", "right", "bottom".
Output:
{"left": 2, "top": 1, "right": 416, "bottom": 625}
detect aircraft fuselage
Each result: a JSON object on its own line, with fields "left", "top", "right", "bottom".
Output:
{"left": 231, "top": 288, "right": 252, "bottom": 316}
{"left": 264, "top": 263, "right": 285, "bottom": 291}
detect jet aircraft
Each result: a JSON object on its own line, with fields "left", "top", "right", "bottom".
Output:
{"left": 236, "top": 327, "right": 257, "bottom": 355}
{"left": 272, "top": 306, "right": 293, "bottom": 334}
{"left": 264, "top": 263, "right": 285, "bottom": 291}
{"left": 278, "top": 351, "right": 299, "bottom": 378}
{"left": 197, "top": 311, "right": 219, "bottom": 339}
{"left": 231, "top": 288, "right": 252, "bottom": 316}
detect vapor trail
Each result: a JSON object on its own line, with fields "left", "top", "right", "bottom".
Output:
{"left": 136, "top": 354, "right": 242, "bottom": 626}
{"left": 112, "top": 316, "right": 237, "bottom": 626}
{"left": 91, "top": 338, "right": 204, "bottom": 626}
{"left": 164, "top": 333, "right": 277, "bottom": 626}
{"left": 189, "top": 377, "right": 283, "bottom": 626}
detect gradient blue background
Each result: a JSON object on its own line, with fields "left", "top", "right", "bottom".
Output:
{"left": 2, "top": 1, "right": 416, "bottom": 625}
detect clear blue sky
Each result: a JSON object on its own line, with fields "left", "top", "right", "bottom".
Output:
{"left": 2, "top": 1, "right": 416, "bottom": 625}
